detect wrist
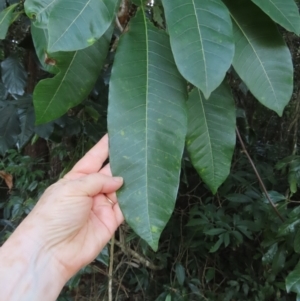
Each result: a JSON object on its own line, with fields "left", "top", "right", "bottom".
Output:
{"left": 0, "top": 227, "right": 67, "bottom": 301}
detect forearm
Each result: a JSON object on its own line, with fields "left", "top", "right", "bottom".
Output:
{"left": 0, "top": 230, "right": 67, "bottom": 301}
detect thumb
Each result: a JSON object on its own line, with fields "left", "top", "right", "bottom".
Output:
{"left": 70, "top": 173, "right": 123, "bottom": 197}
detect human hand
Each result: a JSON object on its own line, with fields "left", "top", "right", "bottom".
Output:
{"left": 10, "top": 135, "right": 124, "bottom": 280}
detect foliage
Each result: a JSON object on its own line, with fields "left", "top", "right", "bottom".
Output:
{"left": 1, "top": 0, "right": 300, "bottom": 300}
{"left": 0, "top": 0, "right": 296, "bottom": 251}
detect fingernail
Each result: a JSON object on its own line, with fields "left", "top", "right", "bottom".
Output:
{"left": 113, "top": 176, "right": 123, "bottom": 183}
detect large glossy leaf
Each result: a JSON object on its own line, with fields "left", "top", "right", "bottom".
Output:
{"left": 33, "top": 26, "right": 112, "bottom": 124}
{"left": 186, "top": 82, "right": 236, "bottom": 194}
{"left": 0, "top": 101, "right": 20, "bottom": 155}
{"left": 162, "top": 0, "right": 234, "bottom": 99}
{"left": 224, "top": 0, "right": 293, "bottom": 116}
{"left": 251, "top": 0, "right": 300, "bottom": 35}
{"left": 47, "top": 0, "right": 119, "bottom": 52}
{"left": 108, "top": 8, "right": 187, "bottom": 251}
{"left": 24, "top": 0, "right": 57, "bottom": 28}
{"left": 0, "top": 3, "right": 17, "bottom": 39}
{"left": 1, "top": 55, "right": 28, "bottom": 95}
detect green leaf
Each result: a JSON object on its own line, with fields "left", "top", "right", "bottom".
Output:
{"left": 153, "top": 5, "right": 164, "bottom": 28}
{"left": 0, "top": 82, "right": 8, "bottom": 100}
{"left": 33, "top": 27, "right": 112, "bottom": 124}
{"left": 223, "top": 232, "right": 230, "bottom": 247}
{"left": 204, "top": 228, "right": 226, "bottom": 236}
{"left": 108, "top": 8, "right": 187, "bottom": 251}
{"left": 272, "top": 247, "right": 286, "bottom": 274}
{"left": 225, "top": 193, "right": 252, "bottom": 203}
{"left": 205, "top": 268, "right": 215, "bottom": 283}
{"left": 0, "top": 101, "right": 20, "bottom": 155}
{"left": 24, "top": 0, "right": 57, "bottom": 28}
{"left": 0, "top": 3, "right": 18, "bottom": 39}
{"left": 162, "top": 0, "right": 234, "bottom": 98}
{"left": 224, "top": 0, "right": 293, "bottom": 116}
{"left": 47, "top": 0, "right": 119, "bottom": 52}
{"left": 31, "top": 24, "right": 57, "bottom": 74}
{"left": 210, "top": 236, "right": 223, "bottom": 253}
{"left": 251, "top": 0, "right": 300, "bottom": 35}
{"left": 294, "top": 228, "right": 300, "bottom": 254}
{"left": 35, "top": 122, "right": 54, "bottom": 139}
{"left": 186, "top": 82, "right": 236, "bottom": 194}
{"left": 1, "top": 55, "right": 27, "bottom": 95}
{"left": 175, "top": 263, "right": 185, "bottom": 286}
{"left": 286, "top": 261, "right": 300, "bottom": 293}
{"left": 17, "top": 106, "right": 35, "bottom": 149}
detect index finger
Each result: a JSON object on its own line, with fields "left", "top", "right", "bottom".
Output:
{"left": 69, "top": 134, "right": 109, "bottom": 175}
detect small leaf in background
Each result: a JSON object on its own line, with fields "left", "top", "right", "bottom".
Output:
{"left": 162, "top": 0, "right": 234, "bottom": 98}
{"left": 0, "top": 170, "right": 13, "bottom": 190}
{"left": 261, "top": 191, "right": 286, "bottom": 204}
{"left": 210, "top": 236, "right": 223, "bottom": 253}
{"left": 47, "top": 0, "right": 119, "bottom": 52}
{"left": 0, "top": 101, "right": 20, "bottom": 155}
{"left": 0, "top": 3, "right": 18, "bottom": 39}
{"left": 108, "top": 8, "right": 187, "bottom": 251}
{"left": 96, "top": 245, "right": 109, "bottom": 266}
{"left": 224, "top": 0, "right": 293, "bottom": 116}
{"left": 251, "top": 0, "right": 300, "bottom": 35}
{"left": 17, "top": 106, "right": 35, "bottom": 149}
{"left": 294, "top": 228, "right": 300, "bottom": 254}
{"left": 153, "top": 5, "right": 164, "bottom": 28}
{"left": 175, "top": 263, "right": 185, "bottom": 286}
{"left": 204, "top": 228, "right": 226, "bottom": 236}
{"left": 24, "top": 0, "right": 57, "bottom": 28}
{"left": 165, "top": 294, "right": 171, "bottom": 301}
{"left": 272, "top": 247, "right": 286, "bottom": 274}
{"left": 205, "top": 268, "right": 215, "bottom": 283}
{"left": 0, "top": 82, "right": 8, "bottom": 100}
{"left": 33, "top": 26, "right": 112, "bottom": 124}
{"left": 34, "top": 121, "right": 54, "bottom": 139}
{"left": 186, "top": 82, "right": 236, "bottom": 194}
{"left": 1, "top": 55, "right": 27, "bottom": 95}
{"left": 225, "top": 193, "right": 253, "bottom": 203}
{"left": 286, "top": 260, "right": 300, "bottom": 293}
{"left": 223, "top": 232, "right": 230, "bottom": 247}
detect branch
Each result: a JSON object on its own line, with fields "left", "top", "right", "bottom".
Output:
{"left": 236, "top": 127, "right": 284, "bottom": 222}
{"left": 113, "top": 239, "right": 164, "bottom": 271}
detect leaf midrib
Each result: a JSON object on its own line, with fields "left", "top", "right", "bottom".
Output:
{"left": 265, "top": 0, "right": 296, "bottom": 30}
{"left": 231, "top": 14, "right": 278, "bottom": 105}
{"left": 141, "top": 6, "right": 152, "bottom": 244}
{"left": 38, "top": 52, "right": 77, "bottom": 121}
{"left": 0, "top": 4, "right": 16, "bottom": 27}
{"left": 38, "top": 0, "right": 57, "bottom": 16}
{"left": 49, "top": 0, "right": 91, "bottom": 50}
{"left": 191, "top": 0, "right": 208, "bottom": 92}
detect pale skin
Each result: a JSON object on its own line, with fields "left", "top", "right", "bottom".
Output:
{"left": 0, "top": 134, "right": 124, "bottom": 301}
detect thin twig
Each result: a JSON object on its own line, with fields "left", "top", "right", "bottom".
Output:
{"left": 108, "top": 234, "right": 115, "bottom": 301}
{"left": 90, "top": 265, "right": 129, "bottom": 298}
{"left": 236, "top": 127, "right": 284, "bottom": 222}
{"left": 292, "top": 95, "right": 300, "bottom": 155}
{"left": 113, "top": 239, "right": 164, "bottom": 270}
